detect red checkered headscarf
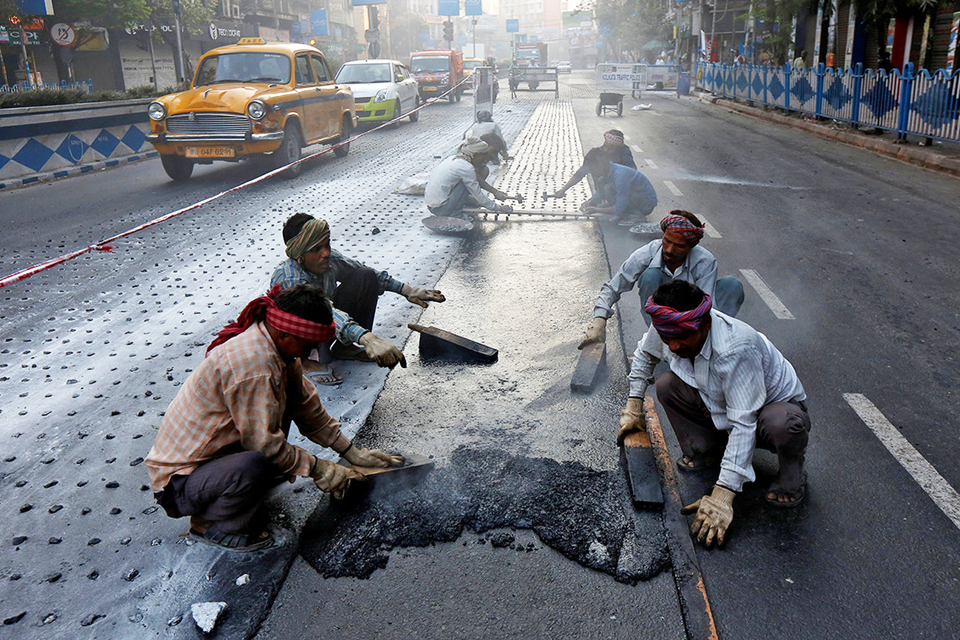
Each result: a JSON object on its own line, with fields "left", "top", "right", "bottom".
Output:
{"left": 603, "top": 130, "right": 624, "bottom": 146}
{"left": 206, "top": 284, "right": 335, "bottom": 355}
{"left": 660, "top": 212, "right": 705, "bottom": 244}
{"left": 644, "top": 293, "right": 713, "bottom": 337}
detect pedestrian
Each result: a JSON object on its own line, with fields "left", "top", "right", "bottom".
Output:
{"left": 424, "top": 137, "right": 513, "bottom": 219}
{"left": 578, "top": 211, "right": 744, "bottom": 348}
{"left": 618, "top": 280, "right": 811, "bottom": 548}
{"left": 792, "top": 49, "right": 807, "bottom": 71}
{"left": 465, "top": 110, "right": 510, "bottom": 163}
{"left": 271, "top": 214, "right": 445, "bottom": 383}
{"left": 548, "top": 129, "right": 636, "bottom": 200}
{"left": 577, "top": 147, "right": 658, "bottom": 228}
{"left": 145, "top": 284, "right": 404, "bottom": 552}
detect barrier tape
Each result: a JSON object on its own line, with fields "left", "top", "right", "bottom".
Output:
{"left": 0, "top": 76, "right": 474, "bottom": 290}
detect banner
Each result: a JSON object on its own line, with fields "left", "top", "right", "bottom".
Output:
{"left": 351, "top": 0, "right": 386, "bottom": 6}
{"left": 312, "top": 10, "right": 328, "bottom": 36}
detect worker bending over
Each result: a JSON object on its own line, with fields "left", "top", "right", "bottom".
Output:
{"left": 549, "top": 129, "right": 636, "bottom": 201}
{"left": 578, "top": 148, "right": 657, "bottom": 229}
{"left": 424, "top": 137, "right": 513, "bottom": 219}
{"left": 465, "top": 111, "right": 510, "bottom": 163}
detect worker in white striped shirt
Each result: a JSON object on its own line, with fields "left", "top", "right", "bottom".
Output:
{"left": 620, "top": 280, "right": 810, "bottom": 548}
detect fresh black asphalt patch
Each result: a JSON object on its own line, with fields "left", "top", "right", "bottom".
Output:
{"left": 300, "top": 447, "right": 670, "bottom": 584}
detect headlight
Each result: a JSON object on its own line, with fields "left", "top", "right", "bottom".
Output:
{"left": 247, "top": 100, "right": 267, "bottom": 120}
{"left": 374, "top": 90, "right": 388, "bottom": 103}
{"left": 147, "top": 102, "right": 166, "bottom": 121}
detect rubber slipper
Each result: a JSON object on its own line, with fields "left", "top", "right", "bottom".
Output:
{"left": 189, "top": 526, "right": 273, "bottom": 552}
{"left": 306, "top": 366, "right": 343, "bottom": 386}
{"left": 766, "top": 473, "right": 807, "bottom": 509}
{"left": 675, "top": 454, "right": 718, "bottom": 473}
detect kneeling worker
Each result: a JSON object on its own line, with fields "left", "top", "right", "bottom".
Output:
{"left": 146, "top": 285, "right": 403, "bottom": 551}
{"left": 424, "top": 137, "right": 513, "bottom": 219}
{"left": 578, "top": 211, "right": 744, "bottom": 348}
{"left": 619, "top": 281, "right": 811, "bottom": 548}
{"left": 578, "top": 148, "right": 657, "bottom": 228}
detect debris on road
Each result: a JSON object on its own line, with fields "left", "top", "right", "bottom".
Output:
{"left": 192, "top": 602, "right": 227, "bottom": 634}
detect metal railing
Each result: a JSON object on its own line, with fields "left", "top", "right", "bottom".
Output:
{"left": 0, "top": 79, "right": 94, "bottom": 93}
{"left": 696, "top": 62, "right": 960, "bottom": 144}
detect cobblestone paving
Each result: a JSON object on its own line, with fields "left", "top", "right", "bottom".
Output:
{"left": 0, "top": 95, "right": 544, "bottom": 638}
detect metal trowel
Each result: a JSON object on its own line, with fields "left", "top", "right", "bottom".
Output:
{"left": 338, "top": 453, "right": 435, "bottom": 500}
{"left": 408, "top": 323, "right": 498, "bottom": 364}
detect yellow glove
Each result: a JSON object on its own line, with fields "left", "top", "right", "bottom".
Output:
{"left": 681, "top": 485, "right": 736, "bottom": 548}
{"left": 578, "top": 317, "right": 607, "bottom": 349}
{"left": 342, "top": 445, "right": 404, "bottom": 468}
{"left": 617, "top": 397, "right": 646, "bottom": 445}
{"left": 400, "top": 284, "right": 446, "bottom": 308}
{"left": 310, "top": 457, "right": 366, "bottom": 500}
{"left": 358, "top": 333, "right": 407, "bottom": 369}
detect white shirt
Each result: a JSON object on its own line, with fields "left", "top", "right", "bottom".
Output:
{"left": 594, "top": 240, "right": 718, "bottom": 319}
{"left": 628, "top": 310, "right": 806, "bottom": 492}
{"left": 467, "top": 121, "right": 504, "bottom": 140}
{"left": 424, "top": 156, "right": 498, "bottom": 211}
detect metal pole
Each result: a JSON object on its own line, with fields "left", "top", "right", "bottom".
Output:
{"left": 174, "top": 13, "right": 185, "bottom": 84}
{"left": 674, "top": 0, "right": 681, "bottom": 64}
{"left": 148, "top": 30, "right": 159, "bottom": 91}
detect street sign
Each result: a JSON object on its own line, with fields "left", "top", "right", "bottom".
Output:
{"left": 465, "top": 0, "right": 481, "bottom": 16}
{"left": 14, "top": 0, "right": 53, "bottom": 15}
{"left": 438, "top": 0, "right": 459, "bottom": 16}
{"left": 364, "top": 28, "right": 379, "bottom": 43}
{"left": 312, "top": 10, "right": 328, "bottom": 36}
{"left": 506, "top": 19, "right": 519, "bottom": 33}
{"left": 50, "top": 23, "right": 76, "bottom": 47}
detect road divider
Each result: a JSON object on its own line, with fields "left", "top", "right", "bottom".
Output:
{"left": 739, "top": 268, "right": 795, "bottom": 319}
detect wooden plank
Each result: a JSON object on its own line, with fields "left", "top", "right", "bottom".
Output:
{"left": 620, "top": 428, "right": 664, "bottom": 508}
{"left": 408, "top": 323, "right": 498, "bottom": 364}
{"left": 570, "top": 342, "right": 606, "bottom": 392}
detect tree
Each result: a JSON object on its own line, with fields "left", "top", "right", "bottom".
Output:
{"left": 594, "top": 0, "right": 669, "bottom": 61}
{"left": 385, "top": 0, "right": 426, "bottom": 60}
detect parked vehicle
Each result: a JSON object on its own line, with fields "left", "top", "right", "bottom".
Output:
{"left": 557, "top": 61, "right": 572, "bottom": 73}
{"left": 463, "top": 57, "right": 499, "bottom": 101}
{"left": 410, "top": 49, "right": 465, "bottom": 103}
{"left": 336, "top": 59, "right": 420, "bottom": 127}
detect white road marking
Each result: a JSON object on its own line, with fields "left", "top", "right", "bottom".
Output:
{"left": 623, "top": 133, "right": 631, "bottom": 141}
{"left": 645, "top": 159, "right": 658, "bottom": 169}
{"left": 631, "top": 144, "right": 643, "bottom": 153}
{"left": 663, "top": 180, "right": 683, "bottom": 196}
{"left": 738, "top": 269, "right": 795, "bottom": 319}
{"left": 843, "top": 393, "right": 960, "bottom": 532}
{"left": 698, "top": 217, "right": 722, "bottom": 238}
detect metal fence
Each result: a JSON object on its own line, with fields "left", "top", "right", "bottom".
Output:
{"left": 696, "top": 62, "right": 960, "bottom": 144}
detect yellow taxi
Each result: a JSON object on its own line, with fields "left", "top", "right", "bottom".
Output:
{"left": 146, "top": 38, "right": 357, "bottom": 181}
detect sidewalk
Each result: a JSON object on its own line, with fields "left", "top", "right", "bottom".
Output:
{"left": 693, "top": 89, "right": 960, "bottom": 178}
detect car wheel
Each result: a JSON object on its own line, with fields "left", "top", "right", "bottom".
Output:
{"left": 161, "top": 155, "right": 193, "bottom": 181}
{"left": 390, "top": 100, "right": 401, "bottom": 128}
{"left": 408, "top": 95, "right": 420, "bottom": 122}
{"left": 334, "top": 116, "right": 352, "bottom": 158}
{"left": 276, "top": 124, "right": 303, "bottom": 178}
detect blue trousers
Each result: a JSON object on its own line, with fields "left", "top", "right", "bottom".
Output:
{"left": 637, "top": 270, "right": 744, "bottom": 323}
{"left": 428, "top": 181, "right": 474, "bottom": 219}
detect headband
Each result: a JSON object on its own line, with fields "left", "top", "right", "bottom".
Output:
{"left": 660, "top": 213, "right": 705, "bottom": 243}
{"left": 603, "top": 131, "right": 624, "bottom": 145}
{"left": 643, "top": 293, "right": 713, "bottom": 337}
{"left": 285, "top": 218, "right": 330, "bottom": 261}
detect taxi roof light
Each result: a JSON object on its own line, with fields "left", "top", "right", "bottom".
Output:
{"left": 237, "top": 37, "right": 265, "bottom": 45}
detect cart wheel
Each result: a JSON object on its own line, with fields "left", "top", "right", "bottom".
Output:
{"left": 617, "top": 101, "right": 623, "bottom": 116}
{"left": 596, "top": 101, "right": 602, "bottom": 116}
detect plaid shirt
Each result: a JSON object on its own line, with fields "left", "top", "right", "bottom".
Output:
{"left": 270, "top": 251, "right": 404, "bottom": 345}
{"left": 145, "top": 322, "right": 351, "bottom": 492}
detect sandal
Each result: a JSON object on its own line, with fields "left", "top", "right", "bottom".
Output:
{"left": 189, "top": 526, "right": 274, "bottom": 552}
{"left": 766, "top": 473, "right": 807, "bottom": 509}
{"left": 675, "top": 454, "right": 719, "bottom": 473}
{"left": 330, "top": 342, "right": 373, "bottom": 362}
{"left": 305, "top": 364, "right": 343, "bottom": 386}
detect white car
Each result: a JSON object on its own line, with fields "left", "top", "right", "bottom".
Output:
{"left": 557, "top": 61, "right": 572, "bottom": 73}
{"left": 335, "top": 59, "right": 420, "bottom": 126}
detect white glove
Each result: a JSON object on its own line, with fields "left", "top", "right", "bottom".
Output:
{"left": 359, "top": 332, "right": 407, "bottom": 369}
{"left": 497, "top": 204, "right": 513, "bottom": 214}
{"left": 310, "top": 457, "right": 366, "bottom": 499}
{"left": 342, "top": 445, "right": 404, "bottom": 468}
{"left": 578, "top": 317, "right": 606, "bottom": 349}
{"left": 681, "top": 485, "right": 736, "bottom": 548}
{"left": 617, "top": 397, "right": 646, "bottom": 445}
{"left": 401, "top": 284, "right": 446, "bottom": 308}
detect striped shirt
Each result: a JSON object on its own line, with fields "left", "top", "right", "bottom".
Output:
{"left": 594, "top": 239, "right": 718, "bottom": 319}
{"left": 270, "top": 251, "right": 404, "bottom": 345}
{"left": 145, "top": 322, "right": 351, "bottom": 492}
{"left": 628, "top": 310, "right": 806, "bottom": 492}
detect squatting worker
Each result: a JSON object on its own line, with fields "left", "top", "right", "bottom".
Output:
{"left": 578, "top": 148, "right": 658, "bottom": 229}
{"left": 619, "top": 281, "right": 811, "bottom": 548}
{"left": 578, "top": 211, "right": 744, "bottom": 348}
{"left": 145, "top": 285, "right": 403, "bottom": 552}
{"left": 473, "top": 134, "right": 523, "bottom": 204}
{"left": 549, "top": 129, "right": 636, "bottom": 200}
{"left": 271, "top": 214, "right": 445, "bottom": 384}
{"left": 424, "top": 137, "right": 514, "bottom": 219}
{"left": 465, "top": 111, "right": 510, "bottom": 163}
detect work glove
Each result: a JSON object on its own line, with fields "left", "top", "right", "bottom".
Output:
{"left": 342, "top": 445, "right": 405, "bottom": 469}
{"left": 497, "top": 203, "right": 514, "bottom": 214}
{"left": 681, "top": 485, "right": 736, "bottom": 548}
{"left": 310, "top": 456, "right": 366, "bottom": 500}
{"left": 550, "top": 189, "right": 566, "bottom": 199}
{"left": 617, "top": 397, "right": 646, "bottom": 445}
{"left": 513, "top": 194, "right": 525, "bottom": 203}
{"left": 578, "top": 317, "right": 607, "bottom": 350}
{"left": 359, "top": 332, "right": 407, "bottom": 369}
{"left": 401, "top": 284, "right": 446, "bottom": 308}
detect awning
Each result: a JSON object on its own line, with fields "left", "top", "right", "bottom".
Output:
{"left": 642, "top": 40, "right": 672, "bottom": 50}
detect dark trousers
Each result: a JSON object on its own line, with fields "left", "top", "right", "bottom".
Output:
{"left": 656, "top": 371, "right": 810, "bottom": 488}
{"left": 330, "top": 266, "right": 380, "bottom": 333}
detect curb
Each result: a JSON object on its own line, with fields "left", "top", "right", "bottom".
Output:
{"left": 0, "top": 150, "right": 160, "bottom": 192}
{"left": 693, "top": 91, "right": 960, "bottom": 179}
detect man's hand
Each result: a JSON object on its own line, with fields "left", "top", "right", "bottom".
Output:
{"left": 579, "top": 202, "right": 595, "bottom": 213}
{"left": 359, "top": 333, "right": 407, "bottom": 369}
{"left": 549, "top": 190, "right": 566, "bottom": 199}
{"left": 310, "top": 457, "right": 366, "bottom": 499}
{"left": 512, "top": 194, "right": 525, "bottom": 203}
{"left": 498, "top": 204, "right": 514, "bottom": 214}
{"left": 681, "top": 485, "right": 736, "bottom": 548}
{"left": 343, "top": 445, "right": 405, "bottom": 468}
{"left": 401, "top": 284, "right": 446, "bottom": 308}
{"left": 617, "top": 397, "right": 646, "bottom": 445}
{"left": 578, "top": 317, "right": 607, "bottom": 349}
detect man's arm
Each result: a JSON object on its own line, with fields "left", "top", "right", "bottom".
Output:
{"left": 714, "top": 347, "right": 767, "bottom": 492}
{"left": 620, "top": 146, "right": 637, "bottom": 169}
{"left": 287, "top": 370, "right": 353, "bottom": 453}
{"left": 552, "top": 163, "right": 589, "bottom": 197}
{"left": 594, "top": 245, "right": 656, "bottom": 319}
{"left": 331, "top": 305, "right": 368, "bottom": 345}
{"left": 627, "top": 328, "right": 663, "bottom": 398}
{"left": 457, "top": 162, "right": 500, "bottom": 210}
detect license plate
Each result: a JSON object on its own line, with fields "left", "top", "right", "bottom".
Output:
{"left": 356, "top": 104, "right": 366, "bottom": 110}
{"left": 186, "top": 147, "right": 235, "bottom": 159}
{"left": 422, "top": 86, "right": 437, "bottom": 91}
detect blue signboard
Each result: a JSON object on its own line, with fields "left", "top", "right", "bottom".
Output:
{"left": 311, "top": 10, "right": 328, "bottom": 36}
{"left": 351, "top": 0, "right": 386, "bottom": 5}
{"left": 438, "top": 0, "right": 459, "bottom": 16}
{"left": 15, "top": 0, "right": 53, "bottom": 14}
{"left": 506, "top": 19, "right": 519, "bottom": 33}
{"left": 465, "top": 0, "right": 481, "bottom": 16}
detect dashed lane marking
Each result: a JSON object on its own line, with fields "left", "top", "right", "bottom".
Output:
{"left": 631, "top": 144, "right": 643, "bottom": 153}
{"left": 738, "top": 269, "right": 795, "bottom": 319}
{"left": 699, "top": 217, "right": 722, "bottom": 238}
{"left": 663, "top": 180, "right": 683, "bottom": 196}
{"left": 645, "top": 159, "right": 658, "bottom": 169}
{"left": 843, "top": 393, "right": 960, "bottom": 532}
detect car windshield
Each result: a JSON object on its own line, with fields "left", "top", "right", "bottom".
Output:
{"left": 194, "top": 52, "right": 291, "bottom": 87}
{"left": 464, "top": 60, "right": 482, "bottom": 69}
{"left": 411, "top": 57, "right": 450, "bottom": 72}
{"left": 336, "top": 63, "right": 392, "bottom": 84}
